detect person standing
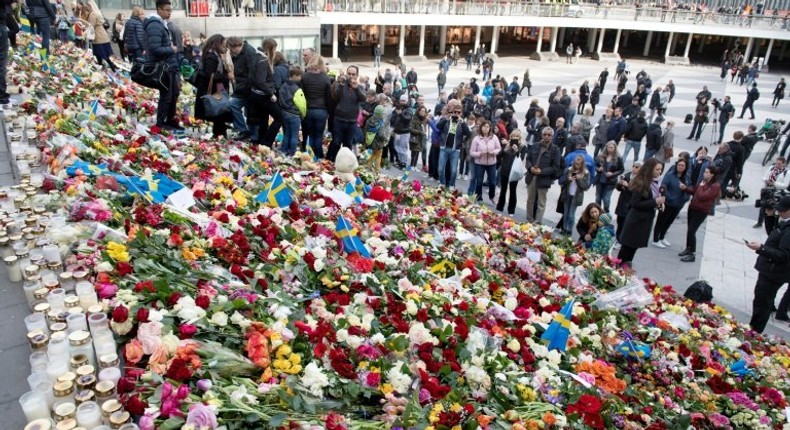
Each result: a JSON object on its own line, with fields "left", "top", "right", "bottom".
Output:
{"left": 80, "top": 2, "right": 118, "bottom": 71}
{"left": 679, "top": 166, "right": 721, "bottom": 262}
{"left": 578, "top": 80, "right": 590, "bottom": 115}
{"left": 686, "top": 98, "right": 709, "bottom": 141}
{"left": 373, "top": 43, "right": 381, "bottom": 68}
{"left": 194, "top": 34, "right": 233, "bottom": 138}
{"left": 144, "top": 0, "right": 179, "bottom": 130}
{"left": 519, "top": 68, "right": 531, "bottom": 96}
{"left": 772, "top": 78, "right": 786, "bottom": 108}
{"left": 26, "top": 0, "right": 56, "bottom": 54}
{"left": 594, "top": 141, "right": 624, "bottom": 214}
{"left": 738, "top": 82, "right": 760, "bottom": 119}
{"left": 228, "top": 36, "right": 257, "bottom": 141}
{"left": 470, "top": 121, "right": 500, "bottom": 203}
{"left": 123, "top": 6, "right": 146, "bottom": 61}
{"left": 277, "top": 66, "right": 303, "bottom": 157}
{"left": 436, "top": 100, "right": 472, "bottom": 189}
{"left": 754, "top": 157, "right": 789, "bottom": 232}
{"left": 301, "top": 55, "right": 331, "bottom": 158}
{"left": 525, "top": 127, "right": 563, "bottom": 223}
{"left": 746, "top": 196, "right": 790, "bottom": 333}
{"left": 617, "top": 158, "right": 666, "bottom": 267}
{"left": 560, "top": 155, "right": 592, "bottom": 235}
{"left": 496, "top": 131, "right": 523, "bottom": 215}
{"left": 623, "top": 111, "right": 648, "bottom": 163}
{"left": 643, "top": 117, "right": 663, "bottom": 161}
{"left": 329, "top": 65, "right": 366, "bottom": 160}
{"left": 565, "top": 43, "right": 574, "bottom": 63}
{"left": 652, "top": 158, "right": 691, "bottom": 248}
{"left": 112, "top": 13, "right": 126, "bottom": 60}
{"left": 655, "top": 120, "right": 675, "bottom": 164}
{"left": 589, "top": 83, "right": 601, "bottom": 116}
{"left": 248, "top": 38, "right": 282, "bottom": 146}
{"left": 717, "top": 96, "right": 734, "bottom": 144}
{"left": 436, "top": 70, "right": 446, "bottom": 94}
{"left": 598, "top": 67, "right": 609, "bottom": 93}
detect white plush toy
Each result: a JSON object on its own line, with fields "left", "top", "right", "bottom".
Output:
{"left": 334, "top": 147, "right": 359, "bottom": 183}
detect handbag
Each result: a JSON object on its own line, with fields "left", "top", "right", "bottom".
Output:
{"left": 200, "top": 72, "right": 231, "bottom": 119}
{"left": 131, "top": 61, "right": 170, "bottom": 90}
{"left": 663, "top": 147, "right": 674, "bottom": 160}
{"left": 509, "top": 159, "right": 527, "bottom": 182}
{"left": 86, "top": 25, "right": 96, "bottom": 41}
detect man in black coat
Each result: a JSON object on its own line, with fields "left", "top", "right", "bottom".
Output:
{"left": 598, "top": 67, "right": 609, "bottom": 93}
{"left": 686, "top": 98, "right": 710, "bottom": 141}
{"left": 525, "top": 128, "right": 563, "bottom": 223}
{"left": 742, "top": 123, "right": 759, "bottom": 161}
{"left": 713, "top": 143, "right": 734, "bottom": 187}
{"left": 716, "top": 95, "right": 735, "bottom": 144}
{"left": 644, "top": 117, "right": 663, "bottom": 161}
{"left": 0, "top": 0, "right": 13, "bottom": 108}
{"left": 578, "top": 80, "right": 590, "bottom": 114}
{"left": 228, "top": 37, "right": 257, "bottom": 141}
{"left": 144, "top": 0, "right": 181, "bottom": 130}
{"left": 739, "top": 82, "right": 760, "bottom": 119}
{"left": 623, "top": 111, "right": 648, "bottom": 162}
{"left": 622, "top": 96, "right": 641, "bottom": 122}
{"left": 724, "top": 131, "right": 745, "bottom": 189}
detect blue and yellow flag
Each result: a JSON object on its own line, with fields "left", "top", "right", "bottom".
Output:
{"left": 72, "top": 73, "right": 83, "bottom": 86}
{"left": 87, "top": 99, "right": 107, "bottom": 120}
{"left": 335, "top": 216, "right": 371, "bottom": 258}
{"left": 355, "top": 176, "right": 372, "bottom": 196}
{"left": 65, "top": 160, "right": 110, "bottom": 177}
{"left": 20, "top": 16, "right": 31, "bottom": 34}
{"left": 541, "top": 299, "right": 574, "bottom": 352}
{"left": 255, "top": 171, "right": 292, "bottom": 207}
{"left": 114, "top": 172, "right": 184, "bottom": 203}
{"left": 345, "top": 182, "right": 362, "bottom": 204}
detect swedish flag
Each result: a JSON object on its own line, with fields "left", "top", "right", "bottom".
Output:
{"left": 540, "top": 299, "right": 574, "bottom": 352}
{"left": 65, "top": 160, "right": 110, "bottom": 177}
{"left": 72, "top": 74, "right": 83, "bottom": 86}
{"left": 345, "top": 182, "right": 362, "bottom": 204}
{"left": 335, "top": 216, "right": 371, "bottom": 258}
{"left": 355, "top": 176, "right": 372, "bottom": 196}
{"left": 255, "top": 171, "right": 292, "bottom": 208}
{"left": 113, "top": 172, "right": 184, "bottom": 203}
{"left": 306, "top": 145, "right": 319, "bottom": 161}
{"left": 87, "top": 99, "right": 107, "bottom": 120}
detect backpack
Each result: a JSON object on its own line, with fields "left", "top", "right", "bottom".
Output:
{"left": 752, "top": 89, "right": 760, "bottom": 100}
{"left": 683, "top": 280, "right": 713, "bottom": 303}
{"left": 590, "top": 225, "right": 615, "bottom": 255}
{"left": 293, "top": 88, "right": 307, "bottom": 118}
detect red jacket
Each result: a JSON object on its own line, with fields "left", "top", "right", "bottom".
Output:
{"left": 688, "top": 180, "right": 721, "bottom": 213}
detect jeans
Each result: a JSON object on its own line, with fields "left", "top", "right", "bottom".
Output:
{"left": 750, "top": 273, "right": 785, "bottom": 333}
{"left": 643, "top": 148, "right": 657, "bottom": 161}
{"left": 653, "top": 205, "right": 682, "bottom": 242}
{"left": 566, "top": 108, "right": 576, "bottom": 127}
{"left": 0, "top": 25, "right": 8, "bottom": 104}
{"left": 230, "top": 95, "right": 250, "bottom": 135}
{"left": 563, "top": 198, "right": 577, "bottom": 234}
{"left": 281, "top": 112, "right": 301, "bottom": 156}
{"left": 156, "top": 70, "right": 179, "bottom": 126}
{"left": 623, "top": 140, "right": 642, "bottom": 163}
{"left": 685, "top": 208, "right": 708, "bottom": 253}
{"left": 33, "top": 17, "right": 51, "bottom": 52}
{"left": 328, "top": 119, "right": 357, "bottom": 161}
{"left": 595, "top": 183, "right": 614, "bottom": 212}
{"left": 474, "top": 163, "right": 497, "bottom": 201}
{"left": 374, "top": 55, "right": 381, "bottom": 67}
{"left": 718, "top": 120, "right": 728, "bottom": 143}
{"left": 305, "top": 108, "right": 328, "bottom": 159}
{"left": 438, "top": 147, "right": 460, "bottom": 187}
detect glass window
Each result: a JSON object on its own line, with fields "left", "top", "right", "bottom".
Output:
{"left": 282, "top": 36, "right": 301, "bottom": 65}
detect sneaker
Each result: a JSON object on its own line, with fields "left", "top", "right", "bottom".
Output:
{"left": 753, "top": 222, "right": 763, "bottom": 228}
{"left": 660, "top": 239, "right": 671, "bottom": 247}
{"left": 613, "top": 241, "right": 621, "bottom": 249}
{"left": 678, "top": 248, "right": 692, "bottom": 257}
{"left": 776, "top": 315, "right": 790, "bottom": 322}
{"left": 651, "top": 241, "right": 666, "bottom": 249}
{"left": 680, "top": 253, "right": 696, "bottom": 262}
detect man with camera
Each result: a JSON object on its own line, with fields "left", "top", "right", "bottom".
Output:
{"left": 746, "top": 195, "right": 790, "bottom": 333}
{"left": 754, "top": 157, "right": 789, "bottom": 233}
{"left": 714, "top": 96, "right": 734, "bottom": 145}
{"left": 686, "top": 97, "right": 709, "bottom": 141}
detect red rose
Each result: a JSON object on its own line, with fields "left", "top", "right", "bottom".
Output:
{"left": 167, "top": 292, "right": 183, "bottom": 307}
{"left": 136, "top": 307, "right": 150, "bottom": 323}
{"left": 112, "top": 305, "right": 129, "bottom": 323}
{"left": 195, "top": 295, "right": 211, "bottom": 309}
{"left": 167, "top": 233, "right": 183, "bottom": 247}
{"left": 178, "top": 324, "right": 197, "bottom": 339}
{"left": 115, "top": 262, "right": 133, "bottom": 276}
{"left": 165, "top": 358, "right": 192, "bottom": 381}
{"left": 116, "top": 377, "right": 137, "bottom": 395}
{"left": 125, "top": 394, "right": 148, "bottom": 416}
{"left": 365, "top": 372, "right": 381, "bottom": 387}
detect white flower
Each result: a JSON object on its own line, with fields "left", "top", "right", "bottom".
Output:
{"left": 147, "top": 309, "right": 166, "bottom": 322}
{"left": 210, "top": 311, "right": 229, "bottom": 327}
{"left": 504, "top": 297, "right": 518, "bottom": 311}
{"left": 176, "top": 296, "right": 206, "bottom": 323}
{"left": 408, "top": 323, "right": 437, "bottom": 345}
{"left": 312, "top": 247, "right": 327, "bottom": 260}
{"left": 161, "top": 333, "right": 180, "bottom": 354}
{"left": 506, "top": 338, "right": 521, "bottom": 353}
{"left": 230, "top": 311, "right": 252, "bottom": 329}
{"left": 405, "top": 300, "right": 418, "bottom": 315}
{"left": 229, "top": 384, "right": 259, "bottom": 405}
{"left": 370, "top": 333, "right": 385, "bottom": 344}
{"left": 269, "top": 304, "right": 292, "bottom": 320}
{"left": 336, "top": 329, "right": 349, "bottom": 343}
{"left": 95, "top": 262, "right": 114, "bottom": 272}
{"left": 346, "top": 335, "right": 363, "bottom": 349}
{"left": 110, "top": 319, "right": 133, "bottom": 336}
{"left": 313, "top": 259, "right": 325, "bottom": 272}
{"left": 386, "top": 362, "right": 412, "bottom": 394}
{"left": 301, "top": 362, "right": 330, "bottom": 397}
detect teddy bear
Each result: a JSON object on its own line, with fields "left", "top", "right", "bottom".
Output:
{"left": 334, "top": 147, "right": 358, "bottom": 183}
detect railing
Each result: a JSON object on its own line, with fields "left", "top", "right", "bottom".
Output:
{"left": 182, "top": 0, "right": 790, "bottom": 31}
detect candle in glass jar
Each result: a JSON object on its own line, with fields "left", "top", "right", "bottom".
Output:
{"left": 42, "top": 244, "right": 60, "bottom": 263}
{"left": 97, "top": 367, "right": 121, "bottom": 387}
{"left": 76, "top": 401, "right": 102, "bottom": 429}
{"left": 33, "top": 380, "right": 55, "bottom": 408}
{"left": 5, "top": 255, "right": 22, "bottom": 282}
{"left": 19, "top": 390, "right": 50, "bottom": 422}
{"left": 25, "top": 312, "right": 49, "bottom": 334}
{"left": 75, "top": 281, "right": 98, "bottom": 309}
{"left": 23, "top": 277, "right": 42, "bottom": 307}
{"left": 47, "top": 288, "right": 66, "bottom": 311}
{"left": 24, "top": 419, "right": 54, "bottom": 430}
{"left": 66, "top": 313, "right": 88, "bottom": 334}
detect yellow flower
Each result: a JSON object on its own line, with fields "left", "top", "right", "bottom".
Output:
{"left": 276, "top": 345, "right": 292, "bottom": 358}
{"left": 106, "top": 242, "right": 130, "bottom": 262}
{"left": 232, "top": 189, "right": 248, "bottom": 208}
{"left": 380, "top": 383, "right": 394, "bottom": 395}
{"left": 450, "top": 403, "right": 463, "bottom": 413}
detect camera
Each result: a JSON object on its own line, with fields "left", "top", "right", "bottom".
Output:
{"left": 711, "top": 98, "right": 721, "bottom": 109}
{"left": 755, "top": 187, "right": 789, "bottom": 210}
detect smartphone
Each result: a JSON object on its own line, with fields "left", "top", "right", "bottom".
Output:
{"left": 743, "top": 238, "right": 750, "bottom": 244}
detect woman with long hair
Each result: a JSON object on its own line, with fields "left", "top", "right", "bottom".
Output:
{"left": 617, "top": 158, "right": 666, "bottom": 266}
{"left": 577, "top": 202, "right": 603, "bottom": 248}
{"left": 560, "top": 154, "right": 592, "bottom": 235}
{"left": 652, "top": 158, "right": 691, "bottom": 248}
{"left": 594, "top": 141, "right": 624, "bottom": 213}
{"left": 248, "top": 38, "right": 283, "bottom": 147}
{"left": 112, "top": 13, "right": 126, "bottom": 61}
{"left": 679, "top": 167, "right": 721, "bottom": 262}
{"left": 301, "top": 54, "right": 331, "bottom": 158}
{"left": 469, "top": 121, "right": 500, "bottom": 203}
{"left": 194, "top": 34, "right": 233, "bottom": 137}
{"left": 79, "top": 1, "right": 118, "bottom": 71}
{"left": 408, "top": 105, "right": 429, "bottom": 169}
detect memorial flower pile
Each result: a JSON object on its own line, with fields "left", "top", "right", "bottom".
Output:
{"left": 12, "top": 35, "right": 790, "bottom": 430}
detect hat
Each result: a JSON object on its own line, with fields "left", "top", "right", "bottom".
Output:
{"left": 778, "top": 196, "right": 790, "bottom": 212}
{"left": 373, "top": 105, "right": 385, "bottom": 116}
{"left": 599, "top": 213, "right": 612, "bottom": 225}
{"left": 399, "top": 94, "right": 408, "bottom": 103}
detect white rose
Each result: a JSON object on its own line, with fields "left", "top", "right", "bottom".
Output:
{"left": 370, "top": 333, "right": 385, "bottom": 344}
{"left": 336, "top": 329, "right": 349, "bottom": 343}
{"left": 405, "top": 300, "right": 418, "bottom": 315}
{"left": 161, "top": 333, "right": 180, "bottom": 354}
{"left": 230, "top": 311, "right": 251, "bottom": 328}
{"left": 95, "top": 262, "right": 114, "bottom": 272}
{"left": 210, "top": 311, "right": 229, "bottom": 327}
{"left": 507, "top": 338, "right": 521, "bottom": 353}
{"left": 313, "top": 259, "right": 325, "bottom": 272}
{"left": 504, "top": 297, "right": 518, "bottom": 311}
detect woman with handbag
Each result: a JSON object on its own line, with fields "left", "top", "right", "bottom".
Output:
{"left": 194, "top": 34, "right": 233, "bottom": 138}
{"left": 78, "top": 1, "right": 117, "bottom": 71}
{"left": 656, "top": 120, "right": 675, "bottom": 164}
{"left": 112, "top": 13, "right": 126, "bottom": 61}
{"left": 248, "top": 38, "right": 283, "bottom": 147}
{"left": 617, "top": 158, "right": 666, "bottom": 267}
{"left": 559, "top": 155, "right": 592, "bottom": 235}
{"left": 470, "top": 121, "right": 500, "bottom": 203}
{"left": 496, "top": 130, "right": 524, "bottom": 215}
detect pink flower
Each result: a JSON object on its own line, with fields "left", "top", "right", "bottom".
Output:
{"left": 577, "top": 372, "right": 596, "bottom": 386}
{"left": 708, "top": 413, "right": 730, "bottom": 428}
{"left": 186, "top": 403, "right": 218, "bottom": 429}
{"left": 365, "top": 372, "right": 381, "bottom": 387}
{"left": 137, "top": 321, "right": 163, "bottom": 355}
{"left": 138, "top": 415, "right": 155, "bottom": 430}
{"left": 412, "top": 180, "right": 421, "bottom": 192}
{"left": 97, "top": 282, "right": 118, "bottom": 299}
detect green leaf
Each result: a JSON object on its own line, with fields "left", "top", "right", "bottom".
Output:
{"left": 158, "top": 417, "right": 186, "bottom": 430}
{"left": 268, "top": 413, "right": 287, "bottom": 427}
{"left": 244, "top": 413, "right": 261, "bottom": 423}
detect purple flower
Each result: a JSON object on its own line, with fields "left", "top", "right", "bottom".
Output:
{"left": 418, "top": 388, "right": 431, "bottom": 403}
{"left": 186, "top": 403, "right": 218, "bottom": 429}
{"left": 197, "top": 379, "right": 213, "bottom": 391}
{"left": 708, "top": 413, "right": 730, "bottom": 428}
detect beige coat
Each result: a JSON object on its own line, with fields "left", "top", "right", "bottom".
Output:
{"left": 88, "top": 11, "right": 110, "bottom": 44}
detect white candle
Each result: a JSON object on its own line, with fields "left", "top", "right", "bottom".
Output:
{"left": 19, "top": 391, "right": 50, "bottom": 422}
{"left": 24, "top": 313, "right": 49, "bottom": 334}
{"left": 42, "top": 244, "right": 60, "bottom": 263}
{"left": 98, "top": 367, "right": 121, "bottom": 387}
{"left": 76, "top": 401, "right": 102, "bottom": 429}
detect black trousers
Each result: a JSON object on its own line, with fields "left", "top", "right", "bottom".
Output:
{"left": 685, "top": 208, "right": 708, "bottom": 253}
{"left": 496, "top": 178, "right": 519, "bottom": 214}
{"left": 617, "top": 244, "right": 637, "bottom": 265}
{"left": 653, "top": 205, "right": 682, "bottom": 242}
{"left": 688, "top": 120, "right": 705, "bottom": 140}
{"left": 750, "top": 273, "right": 786, "bottom": 333}
{"left": 740, "top": 101, "right": 755, "bottom": 118}
{"left": 777, "top": 286, "right": 790, "bottom": 319}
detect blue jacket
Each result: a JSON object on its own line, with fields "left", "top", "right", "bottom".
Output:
{"left": 565, "top": 149, "right": 596, "bottom": 183}
{"left": 143, "top": 15, "right": 177, "bottom": 67}
{"left": 436, "top": 117, "right": 472, "bottom": 150}
{"left": 123, "top": 16, "right": 146, "bottom": 51}
{"left": 607, "top": 116, "right": 627, "bottom": 142}
{"left": 661, "top": 165, "right": 691, "bottom": 208}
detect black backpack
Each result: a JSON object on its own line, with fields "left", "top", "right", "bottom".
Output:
{"left": 684, "top": 280, "right": 713, "bottom": 303}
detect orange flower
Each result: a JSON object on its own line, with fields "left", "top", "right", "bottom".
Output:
{"left": 148, "top": 344, "right": 170, "bottom": 374}
{"left": 125, "top": 339, "right": 144, "bottom": 364}
{"left": 477, "top": 415, "right": 493, "bottom": 427}
{"left": 245, "top": 323, "right": 271, "bottom": 369}
{"left": 543, "top": 412, "right": 557, "bottom": 426}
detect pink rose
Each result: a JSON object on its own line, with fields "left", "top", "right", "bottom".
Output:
{"left": 137, "top": 321, "right": 163, "bottom": 355}
{"left": 97, "top": 283, "right": 118, "bottom": 299}
{"left": 186, "top": 403, "right": 218, "bottom": 429}
{"left": 139, "top": 415, "right": 155, "bottom": 430}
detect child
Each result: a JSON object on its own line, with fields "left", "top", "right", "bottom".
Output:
{"left": 576, "top": 202, "right": 603, "bottom": 247}
{"left": 73, "top": 19, "right": 85, "bottom": 49}
{"left": 56, "top": 10, "right": 71, "bottom": 44}
{"left": 277, "top": 66, "right": 306, "bottom": 157}
{"left": 590, "top": 212, "right": 615, "bottom": 255}
{"left": 364, "top": 104, "right": 391, "bottom": 175}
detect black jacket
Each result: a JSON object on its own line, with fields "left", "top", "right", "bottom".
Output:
{"left": 625, "top": 117, "right": 648, "bottom": 141}
{"left": 278, "top": 80, "right": 301, "bottom": 116}
{"left": 622, "top": 104, "right": 640, "bottom": 122}
{"left": 26, "top": 0, "right": 55, "bottom": 19}
{"left": 713, "top": 152, "right": 733, "bottom": 184}
{"left": 620, "top": 187, "right": 658, "bottom": 249}
{"left": 144, "top": 16, "right": 177, "bottom": 67}
{"left": 746, "top": 87, "right": 760, "bottom": 102}
{"left": 728, "top": 140, "right": 745, "bottom": 174}
{"left": 273, "top": 62, "right": 289, "bottom": 91}
{"left": 645, "top": 123, "right": 663, "bottom": 151}
{"left": 332, "top": 82, "right": 365, "bottom": 123}
{"left": 301, "top": 71, "right": 332, "bottom": 110}
{"left": 615, "top": 172, "right": 633, "bottom": 218}
{"left": 649, "top": 91, "right": 661, "bottom": 110}
{"left": 755, "top": 221, "right": 790, "bottom": 282}
{"left": 123, "top": 16, "right": 146, "bottom": 51}
{"left": 525, "top": 142, "right": 562, "bottom": 189}
{"left": 590, "top": 87, "right": 601, "bottom": 105}
{"left": 579, "top": 84, "right": 590, "bottom": 103}
{"left": 250, "top": 52, "right": 275, "bottom": 97}
{"left": 231, "top": 42, "right": 257, "bottom": 96}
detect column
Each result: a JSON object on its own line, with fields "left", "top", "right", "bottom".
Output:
{"left": 399, "top": 25, "right": 406, "bottom": 57}
{"left": 332, "top": 24, "right": 339, "bottom": 59}
{"left": 613, "top": 29, "right": 622, "bottom": 53}
{"left": 684, "top": 32, "right": 693, "bottom": 57}
{"left": 380, "top": 25, "right": 386, "bottom": 54}
{"left": 669, "top": 33, "right": 678, "bottom": 54}
{"left": 779, "top": 40, "right": 787, "bottom": 62}
{"left": 550, "top": 27, "right": 558, "bottom": 52}
{"left": 744, "top": 37, "right": 754, "bottom": 61}
{"left": 765, "top": 38, "right": 775, "bottom": 66}
{"left": 587, "top": 28, "right": 596, "bottom": 53}
{"left": 596, "top": 28, "right": 605, "bottom": 53}
{"left": 439, "top": 25, "right": 447, "bottom": 54}
{"left": 752, "top": 39, "right": 761, "bottom": 60}
{"left": 559, "top": 27, "right": 566, "bottom": 49}
{"left": 697, "top": 34, "right": 705, "bottom": 53}
{"left": 475, "top": 25, "right": 482, "bottom": 51}
{"left": 418, "top": 25, "right": 426, "bottom": 57}
{"left": 491, "top": 25, "right": 500, "bottom": 53}
{"left": 623, "top": 30, "right": 630, "bottom": 48}
{"left": 536, "top": 27, "right": 544, "bottom": 52}
{"left": 664, "top": 32, "right": 673, "bottom": 57}
{"left": 643, "top": 31, "right": 653, "bottom": 56}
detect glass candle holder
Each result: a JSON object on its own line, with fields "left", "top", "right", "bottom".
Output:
{"left": 76, "top": 401, "right": 102, "bottom": 429}
{"left": 19, "top": 390, "right": 50, "bottom": 422}
{"left": 47, "top": 288, "right": 66, "bottom": 311}
{"left": 75, "top": 282, "right": 98, "bottom": 310}
{"left": 5, "top": 255, "right": 22, "bottom": 282}
{"left": 25, "top": 312, "right": 49, "bottom": 335}
{"left": 34, "top": 380, "right": 55, "bottom": 409}
{"left": 87, "top": 313, "right": 109, "bottom": 336}
{"left": 42, "top": 244, "right": 60, "bottom": 263}
{"left": 97, "top": 367, "right": 121, "bottom": 387}
{"left": 30, "top": 351, "right": 48, "bottom": 373}
{"left": 24, "top": 418, "right": 55, "bottom": 430}
{"left": 23, "top": 277, "right": 43, "bottom": 307}
{"left": 66, "top": 313, "right": 88, "bottom": 334}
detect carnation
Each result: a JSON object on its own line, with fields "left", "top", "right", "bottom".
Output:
{"left": 210, "top": 311, "right": 229, "bottom": 327}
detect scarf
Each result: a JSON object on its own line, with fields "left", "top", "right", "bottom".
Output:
{"left": 209, "top": 50, "right": 224, "bottom": 74}
{"left": 769, "top": 165, "right": 786, "bottom": 184}
{"left": 650, "top": 178, "right": 661, "bottom": 199}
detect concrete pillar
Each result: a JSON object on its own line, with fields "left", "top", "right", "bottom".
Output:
{"left": 765, "top": 38, "right": 774, "bottom": 65}
{"left": 623, "top": 30, "right": 630, "bottom": 48}
{"left": 418, "top": 25, "right": 426, "bottom": 57}
{"left": 380, "top": 25, "right": 386, "bottom": 54}
{"left": 332, "top": 24, "right": 339, "bottom": 59}
{"left": 670, "top": 33, "right": 678, "bottom": 54}
{"left": 684, "top": 33, "right": 693, "bottom": 58}
{"left": 664, "top": 32, "right": 673, "bottom": 57}
{"left": 587, "top": 28, "right": 596, "bottom": 53}
{"left": 744, "top": 37, "right": 754, "bottom": 61}
{"left": 399, "top": 25, "right": 406, "bottom": 57}
{"left": 697, "top": 34, "right": 705, "bottom": 53}
{"left": 439, "top": 25, "right": 447, "bottom": 55}
{"left": 491, "top": 25, "right": 500, "bottom": 53}
{"left": 536, "top": 27, "right": 544, "bottom": 52}
{"left": 596, "top": 28, "right": 605, "bottom": 53}
{"left": 475, "top": 26, "right": 482, "bottom": 51}
{"left": 559, "top": 27, "right": 566, "bottom": 49}
{"left": 643, "top": 31, "right": 653, "bottom": 56}
{"left": 613, "top": 29, "right": 622, "bottom": 53}
{"left": 550, "top": 27, "right": 558, "bottom": 52}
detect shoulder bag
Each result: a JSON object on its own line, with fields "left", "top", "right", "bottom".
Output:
{"left": 509, "top": 158, "right": 527, "bottom": 182}
{"left": 200, "top": 72, "right": 231, "bottom": 119}
{"left": 131, "top": 61, "right": 170, "bottom": 90}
